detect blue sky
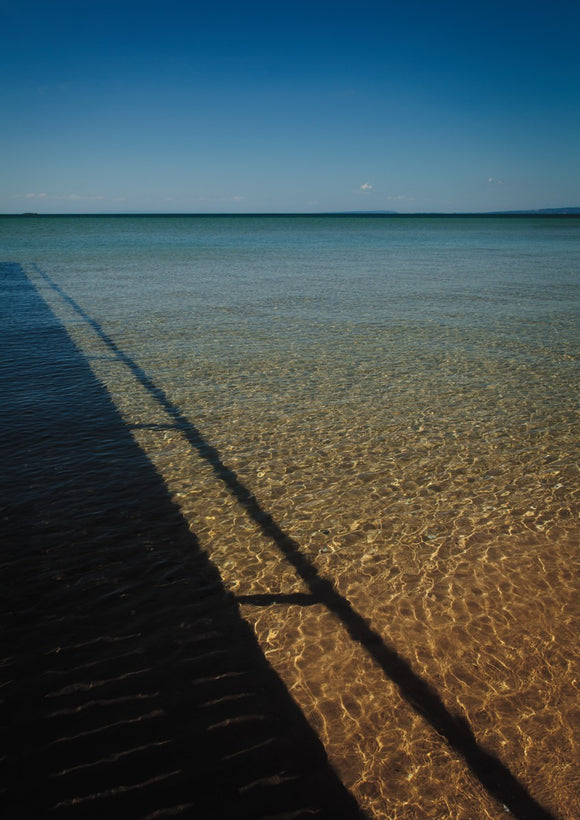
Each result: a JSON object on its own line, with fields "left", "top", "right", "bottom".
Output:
{"left": 1, "top": 0, "right": 579, "bottom": 213}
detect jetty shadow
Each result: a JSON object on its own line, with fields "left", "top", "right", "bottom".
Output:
{"left": 0, "top": 262, "right": 365, "bottom": 819}
{"left": 25, "top": 263, "right": 556, "bottom": 820}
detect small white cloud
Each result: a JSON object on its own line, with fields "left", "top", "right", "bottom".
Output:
{"left": 231, "top": 195, "right": 245, "bottom": 202}
{"left": 360, "top": 182, "right": 373, "bottom": 191}
{"left": 487, "top": 177, "right": 504, "bottom": 184}
{"left": 22, "top": 192, "right": 47, "bottom": 199}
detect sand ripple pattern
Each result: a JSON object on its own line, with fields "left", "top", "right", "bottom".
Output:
{"left": 17, "top": 254, "right": 579, "bottom": 820}
{"left": 1, "top": 212, "right": 578, "bottom": 820}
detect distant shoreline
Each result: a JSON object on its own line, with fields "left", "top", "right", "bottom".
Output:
{"left": 4, "top": 209, "right": 580, "bottom": 218}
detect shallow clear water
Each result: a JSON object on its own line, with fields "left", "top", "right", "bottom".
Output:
{"left": 2, "top": 215, "right": 579, "bottom": 818}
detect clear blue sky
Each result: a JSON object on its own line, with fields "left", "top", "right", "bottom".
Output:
{"left": 2, "top": 0, "right": 579, "bottom": 213}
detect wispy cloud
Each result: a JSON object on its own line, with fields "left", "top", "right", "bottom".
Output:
{"left": 487, "top": 177, "right": 504, "bottom": 185}
{"left": 13, "top": 192, "right": 104, "bottom": 201}
{"left": 360, "top": 182, "right": 373, "bottom": 191}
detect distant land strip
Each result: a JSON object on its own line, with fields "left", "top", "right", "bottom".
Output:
{"left": 9, "top": 207, "right": 580, "bottom": 217}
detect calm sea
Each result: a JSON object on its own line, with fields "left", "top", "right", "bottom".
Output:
{"left": 2, "top": 214, "right": 579, "bottom": 818}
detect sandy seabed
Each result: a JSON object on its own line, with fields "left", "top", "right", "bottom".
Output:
{"left": 2, "top": 258, "right": 578, "bottom": 819}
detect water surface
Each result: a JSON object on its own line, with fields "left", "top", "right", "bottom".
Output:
{"left": 2, "top": 215, "right": 578, "bottom": 818}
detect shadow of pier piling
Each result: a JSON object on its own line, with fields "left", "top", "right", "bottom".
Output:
{"left": 0, "top": 262, "right": 365, "bottom": 819}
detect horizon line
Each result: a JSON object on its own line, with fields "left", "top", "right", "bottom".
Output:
{"left": 3, "top": 208, "right": 580, "bottom": 218}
